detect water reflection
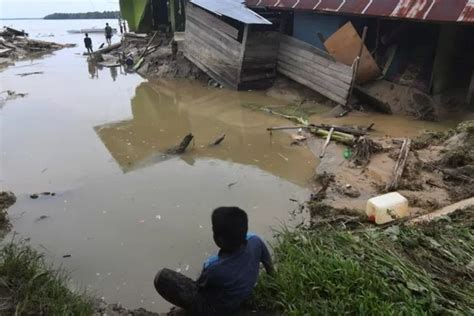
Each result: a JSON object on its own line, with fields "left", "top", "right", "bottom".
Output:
{"left": 94, "top": 80, "right": 317, "bottom": 186}
{"left": 87, "top": 61, "right": 123, "bottom": 81}
{"left": 87, "top": 61, "right": 98, "bottom": 79}
{"left": 110, "top": 66, "right": 118, "bottom": 81}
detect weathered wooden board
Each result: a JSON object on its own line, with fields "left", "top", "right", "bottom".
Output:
{"left": 0, "top": 48, "right": 13, "bottom": 56}
{"left": 187, "top": 3, "right": 239, "bottom": 40}
{"left": 277, "top": 35, "right": 353, "bottom": 105}
{"left": 240, "top": 30, "right": 279, "bottom": 87}
{"left": 324, "top": 22, "right": 381, "bottom": 84}
{"left": 184, "top": 4, "right": 243, "bottom": 89}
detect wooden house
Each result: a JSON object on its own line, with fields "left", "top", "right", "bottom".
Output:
{"left": 184, "top": 0, "right": 281, "bottom": 90}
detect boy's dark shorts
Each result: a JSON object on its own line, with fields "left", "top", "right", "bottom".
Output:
{"left": 154, "top": 268, "right": 217, "bottom": 316}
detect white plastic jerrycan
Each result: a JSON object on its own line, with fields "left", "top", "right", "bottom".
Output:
{"left": 366, "top": 192, "right": 409, "bottom": 224}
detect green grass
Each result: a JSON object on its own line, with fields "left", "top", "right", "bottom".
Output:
{"left": 254, "top": 209, "right": 474, "bottom": 315}
{"left": 0, "top": 239, "right": 93, "bottom": 315}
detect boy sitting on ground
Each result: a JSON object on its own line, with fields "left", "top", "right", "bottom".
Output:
{"left": 154, "top": 206, "right": 274, "bottom": 315}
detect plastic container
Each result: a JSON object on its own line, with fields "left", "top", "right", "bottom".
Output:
{"left": 366, "top": 192, "right": 409, "bottom": 224}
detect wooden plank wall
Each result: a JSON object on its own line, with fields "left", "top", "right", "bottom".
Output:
{"left": 240, "top": 28, "right": 280, "bottom": 89}
{"left": 184, "top": 4, "right": 243, "bottom": 89}
{"left": 277, "top": 34, "right": 354, "bottom": 105}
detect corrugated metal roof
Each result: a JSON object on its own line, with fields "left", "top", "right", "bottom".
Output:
{"left": 190, "top": 0, "right": 272, "bottom": 24}
{"left": 246, "top": 0, "right": 474, "bottom": 23}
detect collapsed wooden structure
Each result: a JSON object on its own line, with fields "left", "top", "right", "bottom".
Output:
{"left": 182, "top": 0, "right": 357, "bottom": 103}
{"left": 184, "top": 0, "right": 281, "bottom": 90}
{"left": 277, "top": 34, "right": 353, "bottom": 105}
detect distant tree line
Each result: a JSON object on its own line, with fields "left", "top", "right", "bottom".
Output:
{"left": 44, "top": 11, "right": 120, "bottom": 20}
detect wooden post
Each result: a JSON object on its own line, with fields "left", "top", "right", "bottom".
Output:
{"left": 386, "top": 139, "right": 411, "bottom": 191}
{"left": 346, "top": 26, "right": 368, "bottom": 106}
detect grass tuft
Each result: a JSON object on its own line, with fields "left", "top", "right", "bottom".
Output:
{"left": 254, "top": 208, "right": 474, "bottom": 315}
{"left": 0, "top": 239, "right": 93, "bottom": 315}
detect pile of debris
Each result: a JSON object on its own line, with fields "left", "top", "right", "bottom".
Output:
{"left": 0, "top": 26, "right": 75, "bottom": 67}
{"left": 88, "top": 32, "right": 205, "bottom": 81}
{"left": 0, "top": 90, "right": 27, "bottom": 108}
{"left": 321, "top": 121, "right": 472, "bottom": 220}
{"left": 266, "top": 114, "right": 473, "bottom": 222}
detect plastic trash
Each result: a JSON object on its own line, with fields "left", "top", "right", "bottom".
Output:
{"left": 366, "top": 192, "right": 409, "bottom": 224}
{"left": 343, "top": 148, "right": 352, "bottom": 159}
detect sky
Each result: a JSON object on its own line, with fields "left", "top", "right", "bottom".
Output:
{"left": 0, "top": 0, "right": 119, "bottom": 19}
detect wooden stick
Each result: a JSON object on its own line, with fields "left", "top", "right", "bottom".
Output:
{"left": 138, "top": 31, "right": 158, "bottom": 60}
{"left": 266, "top": 126, "right": 307, "bottom": 131}
{"left": 346, "top": 26, "right": 368, "bottom": 107}
{"left": 386, "top": 138, "right": 411, "bottom": 191}
{"left": 320, "top": 128, "right": 335, "bottom": 158}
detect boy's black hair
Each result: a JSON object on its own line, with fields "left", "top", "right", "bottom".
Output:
{"left": 212, "top": 207, "right": 248, "bottom": 252}
{"left": 85, "top": 33, "right": 89, "bottom": 37}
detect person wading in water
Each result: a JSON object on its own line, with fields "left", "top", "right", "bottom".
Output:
{"left": 105, "top": 23, "right": 113, "bottom": 46}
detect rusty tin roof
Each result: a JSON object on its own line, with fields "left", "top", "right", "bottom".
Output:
{"left": 191, "top": 0, "right": 272, "bottom": 24}
{"left": 245, "top": 0, "right": 474, "bottom": 23}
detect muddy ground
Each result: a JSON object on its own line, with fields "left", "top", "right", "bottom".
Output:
{"left": 306, "top": 120, "right": 474, "bottom": 224}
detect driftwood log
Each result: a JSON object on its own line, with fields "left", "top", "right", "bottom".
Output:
{"left": 386, "top": 138, "right": 411, "bottom": 191}
{"left": 166, "top": 133, "right": 194, "bottom": 155}
{"left": 209, "top": 134, "right": 226, "bottom": 147}
{"left": 84, "top": 42, "right": 121, "bottom": 56}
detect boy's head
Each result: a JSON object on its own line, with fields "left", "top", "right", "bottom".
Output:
{"left": 106, "top": 23, "right": 109, "bottom": 26}
{"left": 212, "top": 207, "right": 248, "bottom": 252}
{"left": 85, "top": 33, "right": 89, "bottom": 37}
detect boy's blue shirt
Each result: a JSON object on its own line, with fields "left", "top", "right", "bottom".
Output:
{"left": 197, "top": 233, "right": 271, "bottom": 311}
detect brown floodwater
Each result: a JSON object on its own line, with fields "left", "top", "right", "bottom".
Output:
{"left": 1, "top": 19, "right": 317, "bottom": 312}
{"left": 1, "top": 19, "right": 472, "bottom": 313}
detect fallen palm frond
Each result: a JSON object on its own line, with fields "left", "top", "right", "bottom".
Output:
{"left": 253, "top": 207, "right": 474, "bottom": 315}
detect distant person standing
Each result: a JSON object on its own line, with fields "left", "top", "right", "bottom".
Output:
{"left": 105, "top": 23, "right": 113, "bottom": 46}
{"left": 119, "top": 18, "right": 123, "bottom": 34}
{"left": 84, "top": 33, "right": 93, "bottom": 55}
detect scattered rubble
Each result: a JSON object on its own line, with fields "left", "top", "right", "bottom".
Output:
{"left": 87, "top": 32, "right": 205, "bottom": 81}
{"left": 0, "top": 90, "right": 28, "bottom": 108}
{"left": 266, "top": 118, "right": 473, "bottom": 223}
{"left": 0, "top": 26, "right": 75, "bottom": 67}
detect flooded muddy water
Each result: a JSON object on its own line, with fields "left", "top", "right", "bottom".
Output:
{"left": 1, "top": 19, "right": 471, "bottom": 312}
{"left": 1, "top": 19, "right": 315, "bottom": 311}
